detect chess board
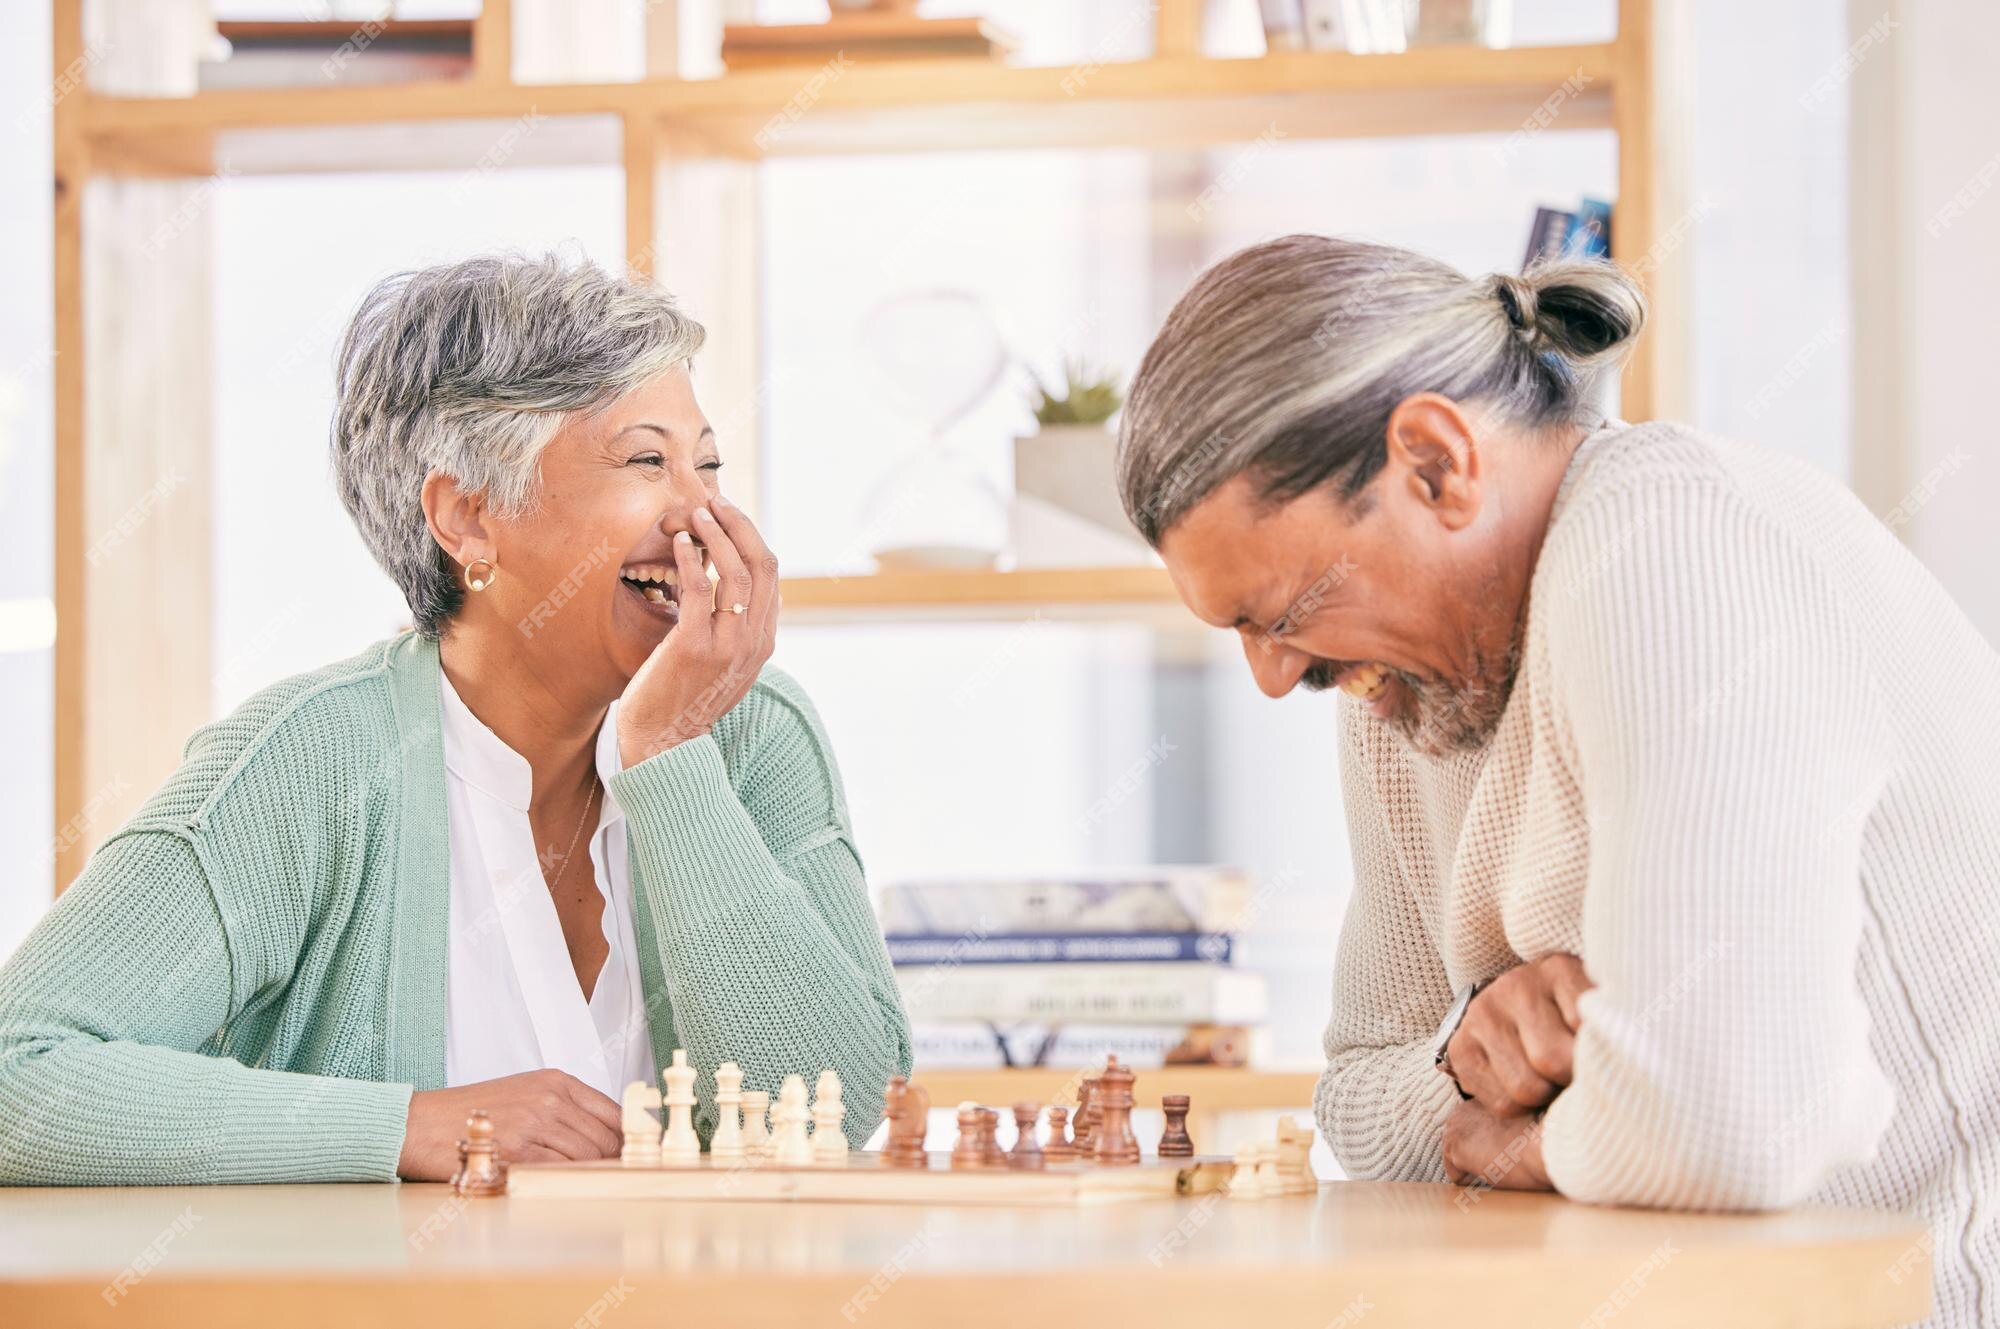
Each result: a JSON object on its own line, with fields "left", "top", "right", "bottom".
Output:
{"left": 506, "top": 1151, "right": 1232, "bottom": 1206}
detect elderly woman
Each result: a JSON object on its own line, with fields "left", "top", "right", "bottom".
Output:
{"left": 0, "top": 254, "right": 910, "bottom": 1183}
{"left": 1116, "top": 236, "right": 1999, "bottom": 1326}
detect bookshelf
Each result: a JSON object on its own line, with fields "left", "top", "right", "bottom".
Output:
{"left": 81, "top": 43, "right": 1623, "bottom": 157}
{"left": 47, "top": 0, "right": 1687, "bottom": 888}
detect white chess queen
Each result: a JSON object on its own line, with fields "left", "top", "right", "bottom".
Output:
{"left": 0, "top": 254, "right": 913, "bottom": 1186}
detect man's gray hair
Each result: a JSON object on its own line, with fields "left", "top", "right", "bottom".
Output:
{"left": 1116, "top": 234, "right": 1646, "bottom": 545}
{"left": 332, "top": 250, "right": 706, "bottom": 636}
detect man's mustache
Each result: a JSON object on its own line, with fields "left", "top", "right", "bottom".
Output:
{"left": 1301, "top": 658, "right": 1343, "bottom": 692}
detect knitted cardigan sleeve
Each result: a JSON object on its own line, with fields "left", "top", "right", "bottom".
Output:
{"left": 0, "top": 825, "right": 412, "bottom": 1184}
{"left": 1313, "top": 701, "right": 1461, "bottom": 1182}
{"left": 608, "top": 667, "right": 912, "bottom": 1147}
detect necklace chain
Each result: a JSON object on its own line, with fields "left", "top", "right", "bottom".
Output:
{"left": 546, "top": 780, "right": 601, "bottom": 898}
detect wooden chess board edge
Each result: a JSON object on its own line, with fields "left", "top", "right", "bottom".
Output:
{"left": 505, "top": 1154, "right": 1234, "bottom": 1205}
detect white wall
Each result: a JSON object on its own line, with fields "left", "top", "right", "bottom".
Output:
{"left": 1865, "top": 0, "right": 2000, "bottom": 647}
{"left": 775, "top": 621, "right": 1161, "bottom": 881}
{"left": 0, "top": 5, "right": 55, "bottom": 959}
{"left": 1682, "top": 0, "right": 1854, "bottom": 479}
{"left": 208, "top": 166, "right": 626, "bottom": 712}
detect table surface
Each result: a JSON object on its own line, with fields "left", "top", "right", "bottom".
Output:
{"left": 0, "top": 1177, "right": 1931, "bottom": 1329}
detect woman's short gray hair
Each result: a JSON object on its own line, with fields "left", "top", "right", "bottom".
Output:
{"left": 1116, "top": 234, "right": 1646, "bottom": 544}
{"left": 332, "top": 250, "right": 706, "bottom": 636}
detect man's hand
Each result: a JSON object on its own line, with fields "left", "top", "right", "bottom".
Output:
{"left": 1441, "top": 1100, "right": 1552, "bottom": 1191}
{"left": 1445, "top": 953, "right": 1594, "bottom": 1116}
{"left": 398, "top": 1070, "right": 623, "bottom": 1181}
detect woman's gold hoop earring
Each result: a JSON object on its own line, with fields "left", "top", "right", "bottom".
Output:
{"left": 464, "top": 559, "right": 497, "bottom": 593}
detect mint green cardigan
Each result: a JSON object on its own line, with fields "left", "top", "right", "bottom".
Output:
{"left": 0, "top": 633, "right": 911, "bottom": 1184}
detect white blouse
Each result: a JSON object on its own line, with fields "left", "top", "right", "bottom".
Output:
{"left": 438, "top": 674, "right": 654, "bottom": 1101}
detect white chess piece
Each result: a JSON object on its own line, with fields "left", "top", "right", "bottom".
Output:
{"left": 620, "top": 1080, "right": 662, "bottom": 1167}
{"left": 711, "top": 1061, "right": 746, "bottom": 1162}
{"left": 811, "top": 1069, "right": 847, "bottom": 1162}
{"left": 1230, "top": 1141, "right": 1268, "bottom": 1200}
{"left": 741, "top": 1089, "right": 771, "bottom": 1161}
{"left": 1275, "top": 1117, "right": 1315, "bottom": 1195}
{"left": 1253, "top": 1141, "right": 1286, "bottom": 1198}
{"left": 660, "top": 1049, "right": 701, "bottom": 1164}
{"left": 773, "top": 1073, "right": 814, "bottom": 1166}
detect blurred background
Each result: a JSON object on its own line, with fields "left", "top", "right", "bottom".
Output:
{"left": 2, "top": 0, "right": 1994, "bottom": 1163}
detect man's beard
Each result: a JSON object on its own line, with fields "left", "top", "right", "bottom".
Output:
{"left": 1302, "top": 635, "right": 1523, "bottom": 758}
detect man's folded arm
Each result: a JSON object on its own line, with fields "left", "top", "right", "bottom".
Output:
{"left": 1315, "top": 701, "right": 1460, "bottom": 1182}
{"left": 1537, "top": 480, "right": 1897, "bottom": 1210}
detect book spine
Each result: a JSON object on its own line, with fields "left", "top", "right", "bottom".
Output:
{"left": 908, "top": 1022, "right": 1262, "bottom": 1070}
{"left": 1523, "top": 206, "right": 1576, "bottom": 270}
{"left": 887, "top": 931, "right": 1233, "bottom": 966}
{"left": 896, "top": 963, "right": 1267, "bottom": 1024}
{"left": 875, "top": 869, "right": 1254, "bottom": 936}
{"left": 1565, "top": 198, "right": 1613, "bottom": 259}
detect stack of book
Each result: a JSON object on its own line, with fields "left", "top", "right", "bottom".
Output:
{"left": 200, "top": 19, "right": 474, "bottom": 90}
{"left": 884, "top": 867, "right": 1269, "bottom": 1070}
{"left": 721, "top": 13, "right": 1017, "bottom": 71}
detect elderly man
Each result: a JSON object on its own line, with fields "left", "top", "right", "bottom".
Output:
{"left": 1116, "top": 235, "right": 1998, "bottom": 1327}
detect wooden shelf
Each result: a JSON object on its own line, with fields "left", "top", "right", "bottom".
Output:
{"left": 781, "top": 565, "right": 1185, "bottom": 622}
{"left": 81, "top": 43, "right": 1619, "bottom": 175}
{"left": 49, "top": 0, "right": 1685, "bottom": 891}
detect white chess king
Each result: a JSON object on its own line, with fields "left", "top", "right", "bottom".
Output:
{"left": 660, "top": 1049, "right": 701, "bottom": 1164}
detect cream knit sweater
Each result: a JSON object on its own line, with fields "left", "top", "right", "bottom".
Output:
{"left": 1315, "top": 421, "right": 1999, "bottom": 1328}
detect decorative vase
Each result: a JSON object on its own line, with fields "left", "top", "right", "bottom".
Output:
{"left": 1011, "top": 423, "right": 1153, "bottom": 567}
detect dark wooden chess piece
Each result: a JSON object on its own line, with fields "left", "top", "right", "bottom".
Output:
{"left": 1089, "top": 1056, "right": 1141, "bottom": 1166}
{"left": 1158, "top": 1094, "right": 1194, "bottom": 1158}
{"left": 1072, "top": 1077, "right": 1099, "bottom": 1150}
{"left": 882, "top": 1075, "right": 930, "bottom": 1169}
{"left": 1008, "top": 1103, "right": 1045, "bottom": 1171}
{"left": 978, "top": 1107, "right": 1006, "bottom": 1167}
{"left": 451, "top": 1110, "right": 507, "bottom": 1197}
{"left": 1043, "top": 1105, "right": 1076, "bottom": 1162}
{"left": 951, "top": 1103, "right": 1000, "bottom": 1170}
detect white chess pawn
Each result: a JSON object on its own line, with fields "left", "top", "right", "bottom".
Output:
{"left": 711, "top": 1061, "right": 746, "bottom": 1163}
{"left": 660, "top": 1049, "right": 701, "bottom": 1164}
{"left": 741, "top": 1089, "right": 771, "bottom": 1161}
{"left": 1254, "top": 1141, "right": 1286, "bottom": 1198}
{"left": 620, "top": 1080, "right": 662, "bottom": 1167}
{"left": 811, "top": 1068, "right": 847, "bottom": 1162}
{"left": 773, "top": 1073, "right": 814, "bottom": 1166}
{"left": 1230, "top": 1141, "right": 1268, "bottom": 1200}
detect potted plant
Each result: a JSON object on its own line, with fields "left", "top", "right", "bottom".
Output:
{"left": 1012, "top": 359, "right": 1148, "bottom": 561}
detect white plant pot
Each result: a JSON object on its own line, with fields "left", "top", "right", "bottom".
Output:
{"left": 1012, "top": 425, "right": 1147, "bottom": 559}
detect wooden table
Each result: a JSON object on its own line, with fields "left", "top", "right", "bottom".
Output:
{"left": 0, "top": 1179, "right": 1930, "bottom": 1328}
